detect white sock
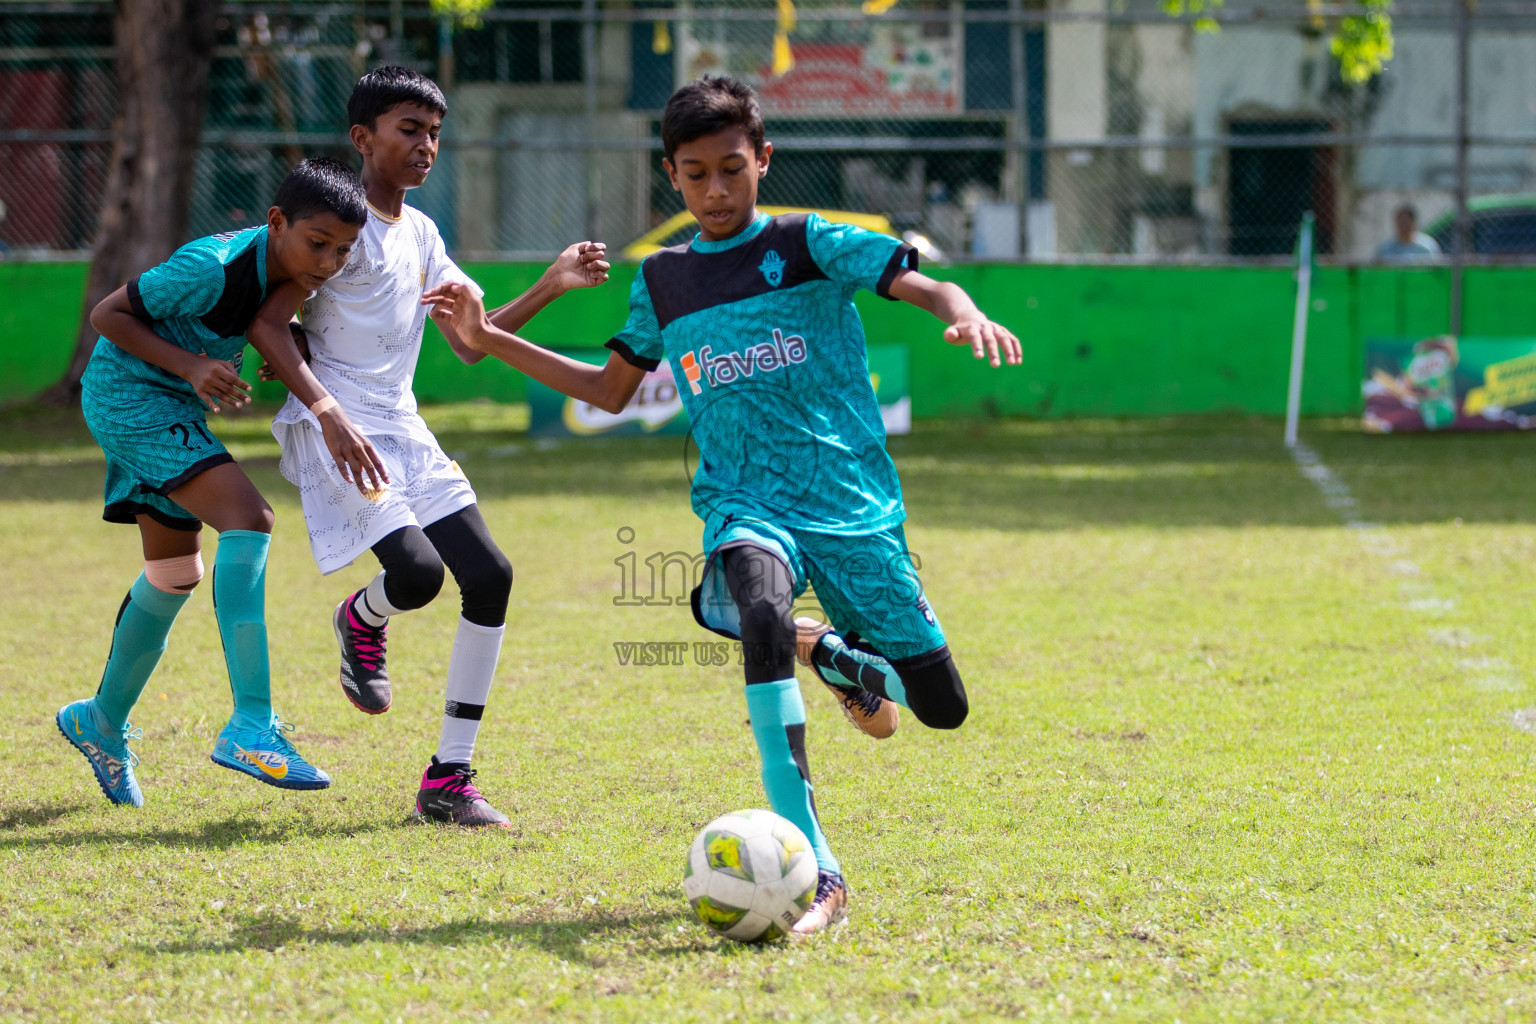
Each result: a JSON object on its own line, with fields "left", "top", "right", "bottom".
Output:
{"left": 352, "top": 571, "right": 404, "bottom": 627}
{"left": 436, "top": 617, "right": 505, "bottom": 765}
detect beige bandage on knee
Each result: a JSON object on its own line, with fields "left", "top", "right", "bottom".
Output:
{"left": 145, "top": 552, "right": 204, "bottom": 594}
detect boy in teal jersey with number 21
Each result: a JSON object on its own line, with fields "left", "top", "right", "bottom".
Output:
{"left": 423, "top": 76, "right": 1020, "bottom": 934}
{"left": 58, "top": 158, "right": 387, "bottom": 807}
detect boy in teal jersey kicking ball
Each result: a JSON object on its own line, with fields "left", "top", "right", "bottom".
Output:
{"left": 423, "top": 76, "right": 1019, "bottom": 931}
{"left": 59, "top": 157, "right": 388, "bottom": 806}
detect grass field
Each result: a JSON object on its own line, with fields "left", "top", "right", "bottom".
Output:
{"left": 2, "top": 402, "right": 1536, "bottom": 1022}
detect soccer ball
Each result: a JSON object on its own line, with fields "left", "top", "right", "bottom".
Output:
{"left": 683, "top": 809, "right": 819, "bottom": 943}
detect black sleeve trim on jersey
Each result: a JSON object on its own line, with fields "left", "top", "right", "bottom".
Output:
{"left": 200, "top": 243, "right": 265, "bottom": 338}
{"left": 126, "top": 277, "right": 151, "bottom": 321}
{"left": 875, "top": 243, "right": 919, "bottom": 300}
{"left": 605, "top": 337, "right": 661, "bottom": 372}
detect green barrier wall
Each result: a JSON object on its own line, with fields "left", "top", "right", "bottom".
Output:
{"left": 6, "top": 261, "right": 1534, "bottom": 417}
{"left": 0, "top": 262, "right": 92, "bottom": 402}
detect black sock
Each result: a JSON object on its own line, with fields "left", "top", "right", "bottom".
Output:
{"left": 426, "top": 755, "right": 469, "bottom": 778}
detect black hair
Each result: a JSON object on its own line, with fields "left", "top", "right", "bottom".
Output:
{"left": 273, "top": 157, "right": 367, "bottom": 226}
{"left": 661, "top": 76, "right": 766, "bottom": 162}
{"left": 348, "top": 65, "right": 447, "bottom": 130}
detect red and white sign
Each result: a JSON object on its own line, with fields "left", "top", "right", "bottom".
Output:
{"left": 682, "top": 25, "right": 959, "bottom": 118}
{"left": 756, "top": 41, "right": 958, "bottom": 116}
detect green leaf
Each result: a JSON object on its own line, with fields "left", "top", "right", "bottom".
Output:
{"left": 1161, "top": 0, "right": 1395, "bottom": 83}
{"left": 430, "top": 0, "right": 495, "bottom": 30}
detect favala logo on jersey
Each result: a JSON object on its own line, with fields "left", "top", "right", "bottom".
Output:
{"left": 679, "top": 329, "right": 808, "bottom": 395}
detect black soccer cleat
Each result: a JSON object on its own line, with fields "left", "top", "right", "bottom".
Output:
{"left": 414, "top": 758, "right": 512, "bottom": 828}
{"left": 334, "top": 592, "right": 391, "bottom": 714}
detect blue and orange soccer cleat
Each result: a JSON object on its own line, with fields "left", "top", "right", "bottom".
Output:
{"left": 56, "top": 697, "right": 144, "bottom": 807}
{"left": 210, "top": 713, "right": 331, "bottom": 790}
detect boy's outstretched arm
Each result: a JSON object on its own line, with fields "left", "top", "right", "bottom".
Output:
{"left": 436, "top": 241, "right": 611, "bottom": 366}
{"left": 886, "top": 270, "right": 1022, "bottom": 368}
{"left": 247, "top": 281, "right": 389, "bottom": 493}
{"left": 422, "top": 281, "right": 646, "bottom": 414}
{"left": 91, "top": 286, "right": 252, "bottom": 412}
{"left": 486, "top": 240, "right": 610, "bottom": 333}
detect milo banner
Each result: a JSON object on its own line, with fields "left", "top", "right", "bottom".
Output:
{"left": 1364, "top": 337, "right": 1536, "bottom": 433}
{"left": 528, "top": 345, "right": 911, "bottom": 438}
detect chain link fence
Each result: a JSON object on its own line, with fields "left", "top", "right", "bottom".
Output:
{"left": 0, "top": 0, "right": 1533, "bottom": 265}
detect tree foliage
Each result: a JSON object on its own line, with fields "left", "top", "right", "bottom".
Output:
{"left": 50, "top": 0, "right": 218, "bottom": 403}
{"left": 1331, "top": 0, "right": 1394, "bottom": 84}
{"left": 1162, "top": 0, "right": 1394, "bottom": 83}
{"left": 430, "top": 0, "right": 495, "bottom": 30}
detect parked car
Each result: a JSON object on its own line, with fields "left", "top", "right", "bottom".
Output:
{"left": 1426, "top": 194, "right": 1536, "bottom": 255}
{"left": 621, "top": 205, "right": 946, "bottom": 262}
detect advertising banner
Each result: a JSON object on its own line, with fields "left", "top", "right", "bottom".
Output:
{"left": 529, "top": 345, "right": 911, "bottom": 438}
{"left": 1364, "top": 336, "right": 1536, "bottom": 433}
{"left": 754, "top": 37, "right": 960, "bottom": 117}
{"left": 680, "top": 23, "right": 959, "bottom": 117}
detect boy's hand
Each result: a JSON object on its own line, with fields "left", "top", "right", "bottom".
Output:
{"left": 183, "top": 355, "right": 251, "bottom": 413}
{"left": 944, "top": 315, "right": 1022, "bottom": 368}
{"left": 422, "top": 282, "right": 489, "bottom": 348}
{"left": 316, "top": 406, "right": 389, "bottom": 496}
{"left": 258, "top": 322, "right": 312, "bottom": 382}
{"left": 546, "top": 240, "right": 610, "bottom": 293}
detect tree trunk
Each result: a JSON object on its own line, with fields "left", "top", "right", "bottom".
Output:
{"left": 41, "top": 0, "right": 217, "bottom": 405}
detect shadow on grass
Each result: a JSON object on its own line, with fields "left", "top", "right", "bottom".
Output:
{"left": 142, "top": 905, "right": 708, "bottom": 963}
{"left": 5, "top": 402, "right": 1531, "bottom": 529}
{"left": 0, "top": 813, "right": 394, "bottom": 852}
{"left": 0, "top": 802, "right": 83, "bottom": 830}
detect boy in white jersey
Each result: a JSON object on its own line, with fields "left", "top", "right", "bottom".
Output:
{"left": 267, "top": 67, "right": 609, "bottom": 826}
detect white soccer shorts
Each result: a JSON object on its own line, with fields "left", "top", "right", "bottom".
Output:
{"left": 278, "top": 424, "right": 477, "bottom": 575}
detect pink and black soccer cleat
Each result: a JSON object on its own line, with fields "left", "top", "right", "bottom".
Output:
{"left": 414, "top": 757, "right": 511, "bottom": 828}
{"left": 333, "top": 592, "right": 391, "bottom": 714}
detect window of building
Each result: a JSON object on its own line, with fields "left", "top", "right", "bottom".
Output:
{"left": 455, "top": 4, "right": 584, "bottom": 85}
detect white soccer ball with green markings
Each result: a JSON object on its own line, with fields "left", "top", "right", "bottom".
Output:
{"left": 683, "top": 808, "right": 819, "bottom": 943}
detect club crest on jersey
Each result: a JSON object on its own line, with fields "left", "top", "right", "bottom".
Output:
{"left": 682, "top": 328, "right": 808, "bottom": 394}
{"left": 758, "top": 250, "right": 786, "bottom": 287}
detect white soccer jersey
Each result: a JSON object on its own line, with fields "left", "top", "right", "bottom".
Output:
{"left": 272, "top": 201, "right": 484, "bottom": 573}
{"left": 272, "top": 201, "right": 481, "bottom": 445}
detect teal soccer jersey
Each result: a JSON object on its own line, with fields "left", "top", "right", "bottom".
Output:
{"left": 85, "top": 226, "right": 271, "bottom": 400}
{"left": 81, "top": 226, "right": 273, "bottom": 527}
{"left": 606, "top": 212, "right": 915, "bottom": 535}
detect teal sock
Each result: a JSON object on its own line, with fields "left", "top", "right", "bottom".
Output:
{"left": 92, "top": 573, "right": 190, "bottom": 731}
{"left": 744, "top": 679, "right": 841, "bottom": 875}
{"left": 212, "top": 530, "right": 273, "bottom": 726}
{"left": 812, "top": 633, "right": 908, "bottom": 709}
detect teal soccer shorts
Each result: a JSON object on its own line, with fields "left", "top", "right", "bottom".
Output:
{"left": 692, "top": 512, "right": 946, "bottom": 663}
{"left": 82, "top": 384, "right": 233, "bottom": 530}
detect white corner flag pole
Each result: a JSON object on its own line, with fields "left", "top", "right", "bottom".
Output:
{"left": 1284, "top": 211, "right": 1316, "bottom": 449}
